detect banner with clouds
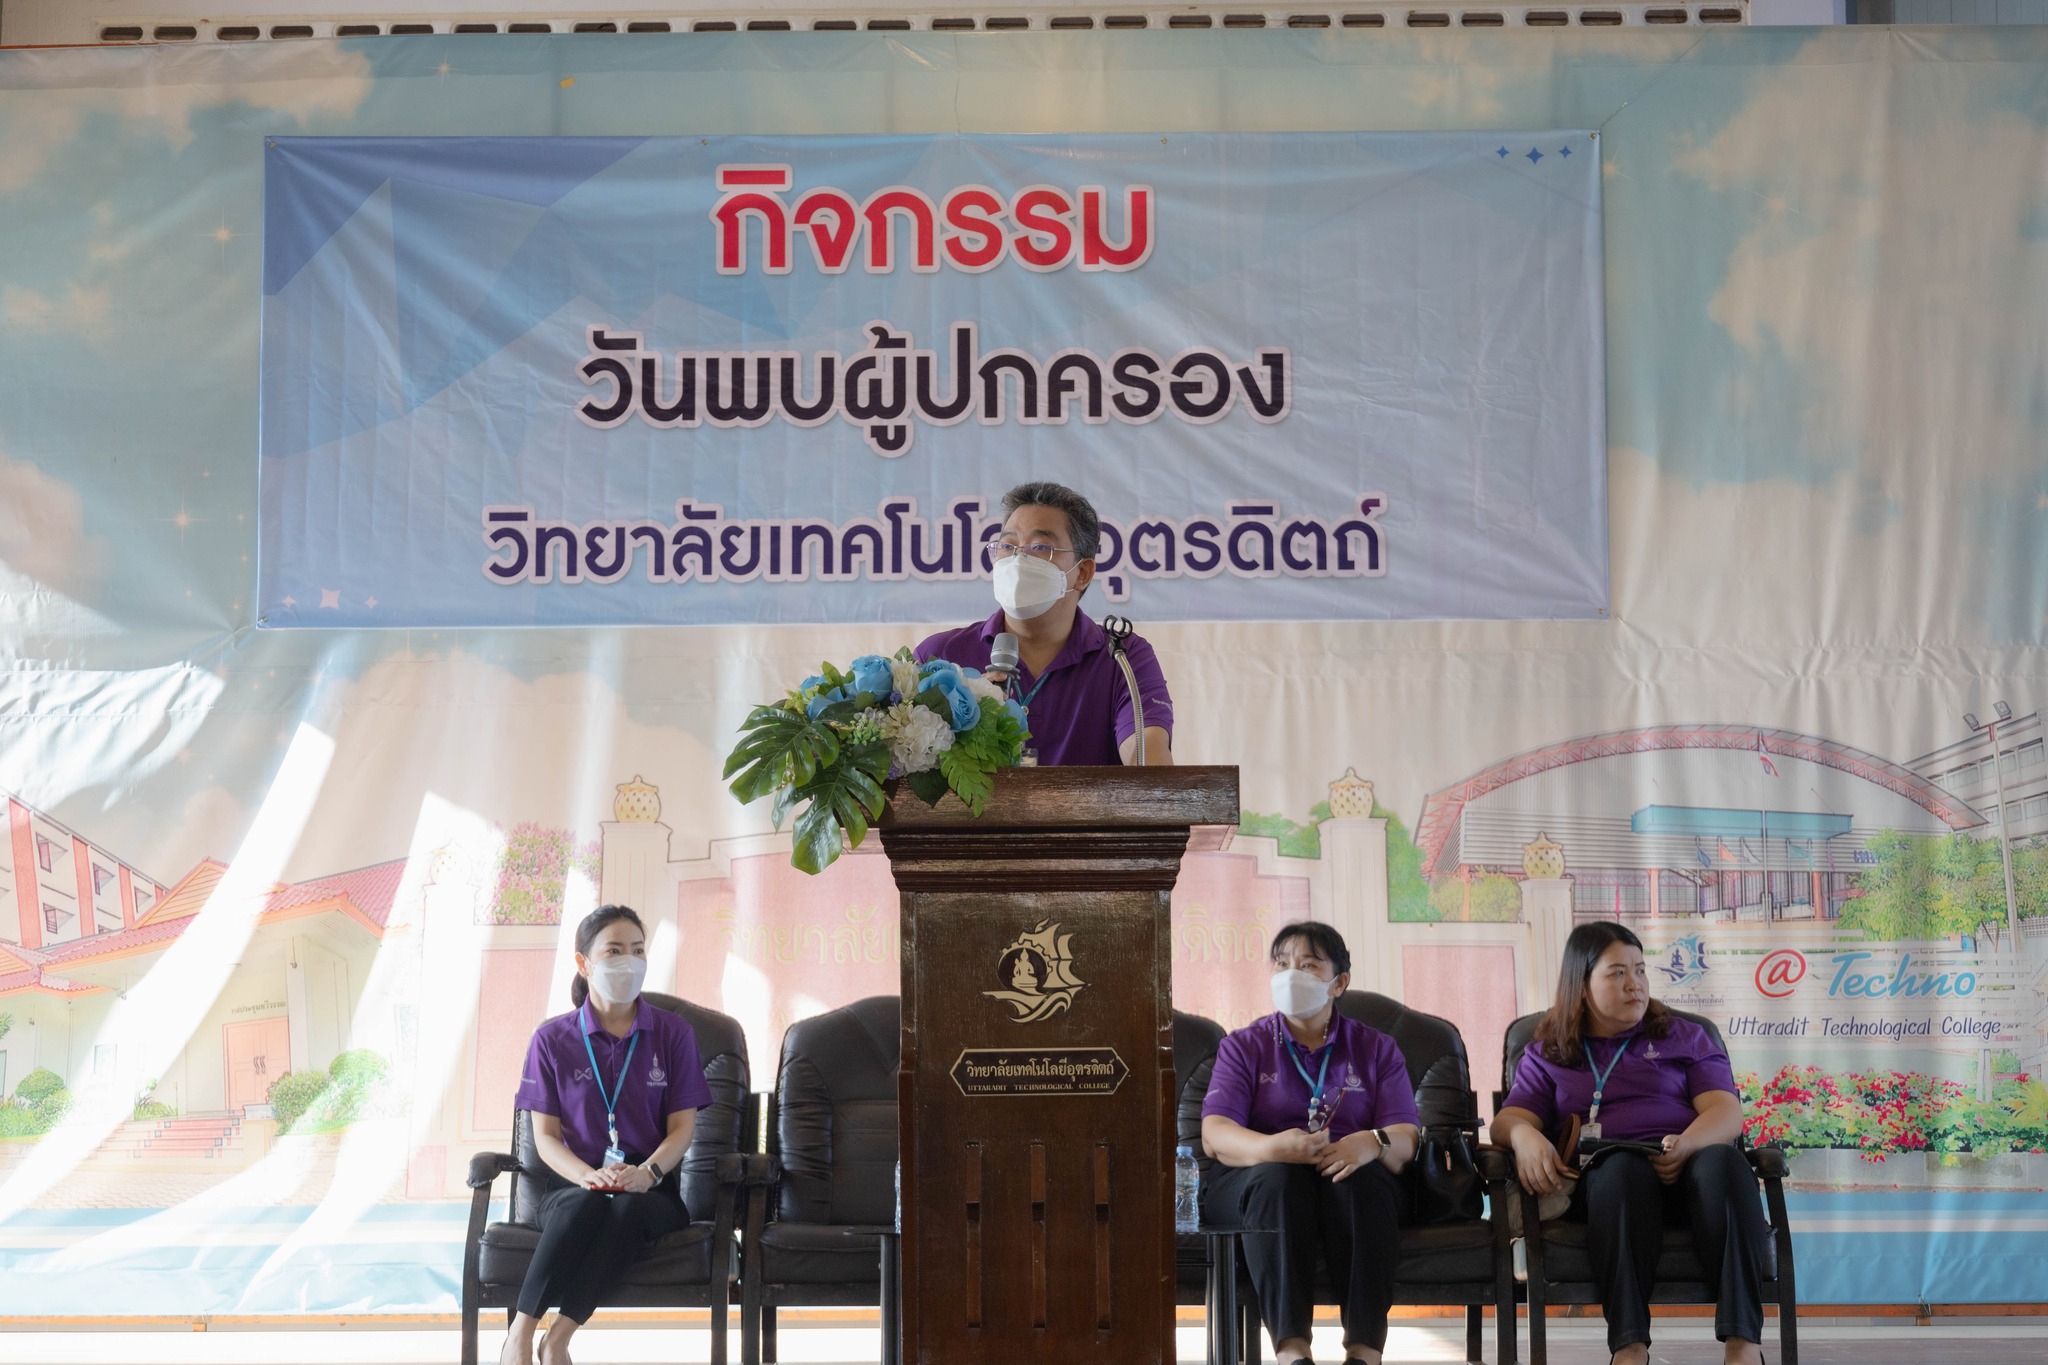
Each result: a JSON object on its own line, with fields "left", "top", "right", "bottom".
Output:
{"left": 2, "top": 28, "right": 2046, "bottom": 1317}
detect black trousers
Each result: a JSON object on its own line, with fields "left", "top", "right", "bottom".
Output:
{"left": 1202, "top": 1160, "right": 1403, "bottom": 1352}
{"left": 515, "top": 1183, "right": 690, "bottom": 1324}
{"left": 1572, "top": 1142, "right": 1769, "bottom": 1352}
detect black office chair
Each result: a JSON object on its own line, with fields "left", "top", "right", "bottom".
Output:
{"left": 1174, "top": 1009, "right": 1264, "bottom": 1365}
{"left": 1201, "top": 991, "right": 1518, "bottom": 1365}
{"left": 1497, "top": 1007, "right": 1799, "bottom": 1365}
{"left": 745, "top": 994, "right": 901, "bottom": 1365}
{"left": 460, "top": 991, "right": 757, "bottom": 1365}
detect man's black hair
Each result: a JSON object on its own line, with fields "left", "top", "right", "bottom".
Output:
{"left": 1001, "top": 481, "right": 1102, "bottom": 561}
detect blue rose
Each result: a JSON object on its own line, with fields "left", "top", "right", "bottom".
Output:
{"left": 848, "top": 654, "right": 895, "bottom": 702}
{"left": 805, "top": 683, "right": 851, "bottom": 719}
{"left": 917, "top": 659, "right": 980, "bottom": 732}
{"left": 1005, "top": 698, "right": 1030, "bottom": 732}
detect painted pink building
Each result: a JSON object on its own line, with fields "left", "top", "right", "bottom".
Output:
{"left": 2, "top": 792, "right": 168, "bottom": 950}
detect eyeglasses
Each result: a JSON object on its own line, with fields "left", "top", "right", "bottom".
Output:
{"left": 992, "top": 537, "right": 1076, "bottom": 563}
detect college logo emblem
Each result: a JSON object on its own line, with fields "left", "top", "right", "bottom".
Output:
{"left": 984, "top": 920, "right": 1086, "bottom": 1023}
{"left": 648, "top": 1056, "right": 667, "bottom": 1086}
{"left": 1755, "top": 949, "right": 1807, "bottom": 999}
{"left": 1656, "top": 934, "right": 1709, "bottom": 987}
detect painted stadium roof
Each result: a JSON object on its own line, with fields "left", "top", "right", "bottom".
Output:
{"left": 1414, "top": 724, "right": 1984, "bottom": 876}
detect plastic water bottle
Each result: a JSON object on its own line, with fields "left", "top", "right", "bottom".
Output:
{"left": 1174, "top": 1144, "right": 1200, "bottom": 1234}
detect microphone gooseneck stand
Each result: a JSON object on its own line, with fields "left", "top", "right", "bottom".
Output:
{"left": 1100, "top": 614, "right": 1146, "bottom": 766}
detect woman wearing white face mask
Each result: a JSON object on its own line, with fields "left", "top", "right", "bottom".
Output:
{"left": 916, "top": 480, "right": 1175, "bottom": 767}
{"left": 499, "top": 906, "right": 714, "bottom": 1365}
{"left": 1199, "top": 923, "right": 1422, "bottom": 1365}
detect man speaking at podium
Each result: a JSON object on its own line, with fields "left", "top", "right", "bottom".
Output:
{"left": 917, "top": 481, "right": 1174, "bottom": 766}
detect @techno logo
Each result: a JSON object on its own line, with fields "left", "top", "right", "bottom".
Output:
{"left": 1755, "top": 949, "right": 1808, "bottom": 999}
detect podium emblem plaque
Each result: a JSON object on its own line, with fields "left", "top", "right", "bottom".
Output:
{"left": 950, "top": 1048, "right": 1130, "bottom": 1097}
{"left": 984, "top": 919, "right": 1087, "bottom": 1022}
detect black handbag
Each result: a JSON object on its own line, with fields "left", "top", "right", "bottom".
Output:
{"left": 1411, "top": 1125, "right": 1484, "bottom": 1224}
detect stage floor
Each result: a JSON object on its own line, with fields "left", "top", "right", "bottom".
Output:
{"left": 2, "top": 1318, "right": 2046, "bottom": 1364}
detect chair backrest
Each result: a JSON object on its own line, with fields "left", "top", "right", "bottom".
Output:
{"left": 1338, "top": 990, "right": 1478, "bottom": 1128}
{"left": 773, "top": 994, "right": 901, "bottom": 1226}
{"left": 509, "top": 991, "right": 752, "bottom": 1225}
{"left": 1500, "top": 1005, "right": 1728, "bottom": 1097}
{"left": 1171, "top": 1009, "right": 1227, "bottom": 1148}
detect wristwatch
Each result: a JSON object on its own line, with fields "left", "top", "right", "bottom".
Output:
{"left": 644, "top": 1159, "right": 665, "bottom": 1183}
{"left": 1371, "top": 1127, "right": 1392, "bottom": 1151}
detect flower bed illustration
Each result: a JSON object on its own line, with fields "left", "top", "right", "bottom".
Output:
{"left": 1739, "top": 1064, "right": 2048, "bottom": 1159}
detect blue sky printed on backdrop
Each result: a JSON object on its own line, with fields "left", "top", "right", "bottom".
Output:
{"left": 2, "top": 30, "right": 2048, "bottom": 1312}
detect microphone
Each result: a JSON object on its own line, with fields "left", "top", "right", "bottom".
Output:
{"left": 990, "top": 632, "right": 1020, "bottom": 698}
{"left": 1100, "top": 615, "right": 1146, "bottom": 766}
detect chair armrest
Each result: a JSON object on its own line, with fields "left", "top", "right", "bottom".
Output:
{"left": 717, "top": 1152, "right": 779, "bottom": 1185}
{"left": 1473, "top": 1144, "right": 1517, "bottom": 1182}
{"left": 1746, "top": 1145, "right": 1789, "bottom": 1180}
{"left": 467, "top": 1151, "right": 520, "bottom": 1190}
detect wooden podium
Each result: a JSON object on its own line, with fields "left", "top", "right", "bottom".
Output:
{"left": 878, "top": 765, "right": 1240, "bottom": 1365}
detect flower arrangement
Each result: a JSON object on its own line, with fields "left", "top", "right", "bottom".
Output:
{"left": 724, "top": 647, "right": 1031, "bottom": 873}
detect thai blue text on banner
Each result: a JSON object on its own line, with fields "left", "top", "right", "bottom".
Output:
{"left": 257, "top": 134, "right": 1607, "bottom": 628}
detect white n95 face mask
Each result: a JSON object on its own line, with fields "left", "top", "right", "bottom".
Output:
{"left": 993, "top": 554, "right": 1072, "bottom": 620}
{"left": 1270, "top": 968, "right": 1331, "bottom": 1019}
{"left": 588, "top": 955, "right": 647, "bottom": 1006}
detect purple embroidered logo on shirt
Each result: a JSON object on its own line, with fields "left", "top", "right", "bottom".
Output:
{"left": 648, "top": 1056, "right": 667, "bottom": 1085}
{"left": 571, "top": 1066, "right": 594, "bottom": 1083}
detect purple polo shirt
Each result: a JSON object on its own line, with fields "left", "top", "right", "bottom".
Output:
{"left": 1202, "top": 1010, "right": 1420, "bottom": 1142}
{"left": 1499, "top": 1015, "right": 1737, "bottom": 1144}
{"left": 916, "top": 608, "right": 1173, "bottom": 767}
{"left": 515, "top": 999, "right": 715, "bottom": 1168}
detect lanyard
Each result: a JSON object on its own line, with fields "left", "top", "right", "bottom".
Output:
{"left": 1586, "top": 1036, "right": 1632, "bottom": 1124}
{"left": 1013, "top": 668, "right": 1052, "bottom": 711}
{"left": 1286, "top": 1037, "right": 1336, "bottom": 1132}
{"left": 581, "top": 1028, "right": 640, "bottom": 1148}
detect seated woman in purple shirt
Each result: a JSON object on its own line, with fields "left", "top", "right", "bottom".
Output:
{"left": 1493, "top": 921, "right": 1769, "bottom": 1365}
{"left": 917, "top": 480, "right": 1173, "bottom": 766}
{"left": 498, "top": 906, "right": 715, "bottom": 1365}
{"left": 1200, "top": 922, "right": 1421, "bottom": 1365}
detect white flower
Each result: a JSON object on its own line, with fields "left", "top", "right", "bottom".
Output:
{"left": 889, "top": 658, "right": 921, "bottom": 699}
{"left": 965, "top": 674, "right": 1004, "bottom": 705}
{"left": 878, "top": 701, "right": 955, "bottom": 774}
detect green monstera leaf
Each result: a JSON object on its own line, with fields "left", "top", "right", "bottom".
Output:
{"left": 724, "top": 705, "right": 840, "bottom": 804}
{"left": 787, "top": 739, "right": 893, "bottom": 873}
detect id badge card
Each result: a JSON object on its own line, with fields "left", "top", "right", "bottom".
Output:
{"left": 1581, "top": 1121, "right": 1602, "bottom": 1140}
{"left": 603, "top": 1144, "right": 626, "bottom": 1167}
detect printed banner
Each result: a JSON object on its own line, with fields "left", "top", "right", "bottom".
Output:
{"left": 256, "top": 132, "right": 1608, "bottom": 628}
{"left": 4, "top": 31, "right": 2047, "bottom": 1321}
